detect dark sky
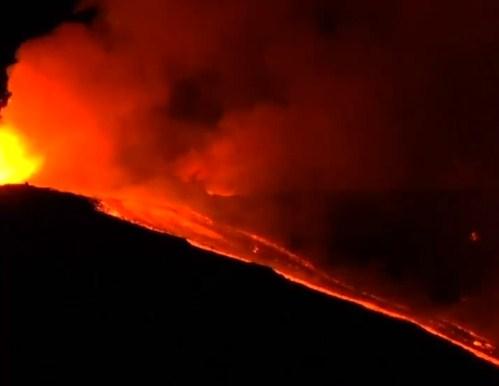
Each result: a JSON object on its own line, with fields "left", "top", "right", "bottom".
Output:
{"left": 0, "top": 0, "right": 84, "bottom": 94}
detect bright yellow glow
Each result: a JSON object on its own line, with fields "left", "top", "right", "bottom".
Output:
{"left": 0, "top": 124, "right": 42, "bottom": 184}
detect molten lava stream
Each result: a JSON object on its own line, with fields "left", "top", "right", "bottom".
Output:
{"left": 97, "top": 197, "right": 499, "bottom": 368}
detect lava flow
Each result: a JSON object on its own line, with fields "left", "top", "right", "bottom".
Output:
{"left": 96, "top": 195, "right": 499, "bottom": 367}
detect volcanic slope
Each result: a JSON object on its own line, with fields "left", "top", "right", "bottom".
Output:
{"left": 1, "top": 185, "right": 498, "bottom": 385}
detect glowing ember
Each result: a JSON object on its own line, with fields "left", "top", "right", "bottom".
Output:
{"left": 0, "top": 123, "right": 42, "bottom": 184}
{"left": 470, "top": 231, "right": 480, "bottom": 242}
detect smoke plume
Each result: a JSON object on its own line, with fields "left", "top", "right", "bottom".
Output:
{"left": 6, "top": 0, "right": 498, "bottom": 195}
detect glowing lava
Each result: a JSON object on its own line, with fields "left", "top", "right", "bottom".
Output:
{"left": 0, "top": 123, "right": 42, "bottom": 184}
{"left": 97, "top": 196, "right": 499, "bottom": 367}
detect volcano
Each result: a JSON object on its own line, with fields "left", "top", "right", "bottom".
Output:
{"left": 3, "top": 0, "right": 499, "bottom": 383}
{"left": 2, "top": 184, "right": 498, "bottom": 385}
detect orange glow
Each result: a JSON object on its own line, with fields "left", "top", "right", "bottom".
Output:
{"left": 470, "top": 231, "right": 480, "bottom": 242}
{"left": 0, "top": 123, "right": 42, "bottom": 184}
{"left": 1, "top": 0, "right": 498, "bottom": 370}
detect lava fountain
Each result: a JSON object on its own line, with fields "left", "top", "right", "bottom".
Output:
{"left": 0, "top": 122, "right": 42, "bottom": 184}
{"left": 2, "top": 0, "right": 499, "bottom": 368}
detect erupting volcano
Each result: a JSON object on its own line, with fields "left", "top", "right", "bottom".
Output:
{"left": 2, "top": 0, "right": 499, "bottom": 380}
